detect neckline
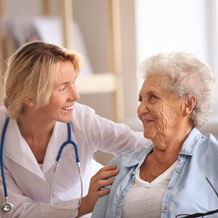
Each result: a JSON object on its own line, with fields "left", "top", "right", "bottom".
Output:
{"left": 136, "top": 161, "right": 177, "bottom": 186}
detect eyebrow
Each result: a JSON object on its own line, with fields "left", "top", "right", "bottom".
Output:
{"left": 140, "top": 90, "right": 159, "bottom": 97}
{"left": 147, "top": 90, "right": 159, "bottom": 95}
{"left": 58, "top": 79, "right": 76, "bottom": 86}
{"left": 58, "top": 82, "right": 68, "bottom": 86}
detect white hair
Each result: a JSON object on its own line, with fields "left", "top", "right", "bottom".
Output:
{"left": 142, "top": 52, "right": 216, "bottom": 128}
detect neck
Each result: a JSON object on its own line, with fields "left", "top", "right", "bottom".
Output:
{"left": 17, "top": 111, "right": 55, "bottom": 163}
{"left": 151, "top": 123, "right": 193, "bottom": 165}
{"left": 17, "top": 112, "right": 54, "bottom": 140}
{"left": 140, "top": 123, "right": 193, "bottom": 182}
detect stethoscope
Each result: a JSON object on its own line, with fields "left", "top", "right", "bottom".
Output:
{"left": 0, "top": 117, "right": 83, "bottom": 214}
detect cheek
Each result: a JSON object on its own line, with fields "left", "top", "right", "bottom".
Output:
{"left": 157, "top": 103, "right": 183, "bottom": 129}
{"left": 154, "top": 103, "right": 175, "bottom": 130}
{"left": 49, "top": 94, "right": 64, "bottom": 107}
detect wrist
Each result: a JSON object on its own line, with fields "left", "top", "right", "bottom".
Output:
{"left": 77, "top": 196, "right": 92, "bottom": 217}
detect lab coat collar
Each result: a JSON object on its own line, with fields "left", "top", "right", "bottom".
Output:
{"left": 42, "top": 121, "right": 69, "bottom": 173}
{"left": 4, "top": 119, "right": 45, "bottom": 180}
{"left": 4, "top": 119, "right": 71, "bottom": 181}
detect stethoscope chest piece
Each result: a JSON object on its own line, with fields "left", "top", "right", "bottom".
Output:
{"left": 1, "top": 201, "right": 14, "bottom": 214}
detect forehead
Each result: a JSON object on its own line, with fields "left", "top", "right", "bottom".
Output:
{"left": 57, "top": 61, "right": 76, "bottom": 82}
{"left": 59, "top": 61, "right": 75, "bottom": 73}
{"left": 141, "top": 74, "right": 167, "bottom": 93}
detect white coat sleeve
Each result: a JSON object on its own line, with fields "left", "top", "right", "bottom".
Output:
{"left": 82, "top": 106, "right": 151, "bottom": 154}
{"left": 0, "top": 168, "right": 79, "bottom": 218}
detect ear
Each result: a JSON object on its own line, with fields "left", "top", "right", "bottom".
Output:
{"left": 24, "top": 98, "right": 34, "bottom": 108}
{"left": 183, "top": 96, "right": 196, "bottom": 116}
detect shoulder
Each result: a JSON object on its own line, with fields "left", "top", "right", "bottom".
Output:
{"left": 201, "top": 132, "right": 218, "bottom": 151}
{"left": 72, "top": 103, "right": 97, "bottom": 127}
{"left": 109, "top": 145, "right": 153, "bottom": 167}
{"left": 196, "top": 130, "right": 218, "bottom": 148}
{"left": 183, "top": 128, "right": 218, "bottom": 154}
{"left": 73, "top": 102, "right": 96, "bottom": 115}
{"left": 191, "top": 129, "right": 218, "bottom": 164}
{"left": 0, "top": 106, "right": 8, "bottom": 129}
{"left": 0, "top": 105, "right": 7, "bottom": 117}
{"left": 72, "top": 102, "right": 120, "bottom": 129}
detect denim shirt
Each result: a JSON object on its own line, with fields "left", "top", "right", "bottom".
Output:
{"left": 92, "top": 128, "right": 218, "bottom": 218}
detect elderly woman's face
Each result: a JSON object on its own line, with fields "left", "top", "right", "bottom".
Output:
{"left": 137, "top": 74, "right": 186, "bottom": 141}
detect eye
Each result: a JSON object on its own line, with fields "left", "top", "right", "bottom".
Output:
{"left": 58, "top": 83, "right": 67, "bottom": 91}
{"left": 149, "top": 94, "right": 159, "bottom": 104}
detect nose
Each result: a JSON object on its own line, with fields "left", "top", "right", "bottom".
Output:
{"left": 137, "top": 103, "right": 142, "bottom": 117}
{"left": 137, "top": 101, "right": 148, "bottom": 117}
{"left": 69, "top": 84, "right": 80, "bottom": 101}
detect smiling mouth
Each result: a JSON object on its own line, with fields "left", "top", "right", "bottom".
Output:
{"left": 62, "top": 105, "right": 74, "bottom": 111}
{"left": 143, "top": 119, "right": 154, "bottom": 124}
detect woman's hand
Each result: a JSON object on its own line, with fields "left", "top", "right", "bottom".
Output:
{"left": 77, "top": 165, "right": 118, "bottom": 217}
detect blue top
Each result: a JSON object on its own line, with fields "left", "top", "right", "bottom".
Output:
{"left": 92, "top": 128, "right": 218, "bottom": 218}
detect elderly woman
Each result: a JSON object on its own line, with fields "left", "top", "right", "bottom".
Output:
{"left": 92, "top": 52, "right": 218, "bottom": 218}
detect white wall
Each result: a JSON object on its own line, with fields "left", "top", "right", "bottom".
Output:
{"left": 135, "top": 0, "right": 218, "bottom": 135}
{"left": 4, "top": 0, "right": 40, "bottom": 16}
{"left": 136, "top": 0, "right": 208, "bottom": 64}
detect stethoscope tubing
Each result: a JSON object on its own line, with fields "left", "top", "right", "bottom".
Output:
{"left": 51, "top": 122, "right": 82, "bottom": 209}
{"left": 0, "top": 118, "right": 82, "bottom": 213}
{"left": 56, "top": 123, "right": 80, "bottom": 163}
{"left": 0, "top": 117, "right": 10, "bottom": 198}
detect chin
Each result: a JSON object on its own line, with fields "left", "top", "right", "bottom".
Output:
{"left": 57, "top": 115, "right": 72, "bottom": 123}
{"left": 143, "top": 130, "right": 155, "bottom": 140}
{"left": 143, "top": 132, "right": 151, "bottom": 139}
{"left": 64, "top": 117, "right": 72, "bottom": 123}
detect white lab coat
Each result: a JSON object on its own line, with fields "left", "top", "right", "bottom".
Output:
{"left": 0, "top": 103, "right": 148, "bottom": 218}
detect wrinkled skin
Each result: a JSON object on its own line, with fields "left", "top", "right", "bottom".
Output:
{"left": 137, "top": 74, "right": 195, "bottom": 152}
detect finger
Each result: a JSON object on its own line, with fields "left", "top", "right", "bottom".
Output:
{"left": 100, "top": 165, "right": 117, "bottom": 170}
{"left": 97, "top": 165, "right": 117, "bottom": 174}
{"left": 97, "top": 188, "right": 110, "bottom": 198}
{"left": 95, "top": 167, "right": 119, "bottom": 180}
{"left": 92, "top": 177, "right": 115, "bottom": 193}
{"left": 98, "top": 177, "right": 114, "bottom": 187}
{"left": 96, "top": 178, "right": 116, "bottom": 197}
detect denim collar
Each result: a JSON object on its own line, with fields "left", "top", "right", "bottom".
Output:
{"left": 179, "top": 127, "right": 203, "bottom": 156}
{"left": 122, "top": 145, "right": 153, "bottom": 167}
{"left": 122, "top": 127, "right": 202, "bottom": 167}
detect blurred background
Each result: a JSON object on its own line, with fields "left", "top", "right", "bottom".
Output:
{"left": 0, "top": 0, "right": 218, "bottom": 163}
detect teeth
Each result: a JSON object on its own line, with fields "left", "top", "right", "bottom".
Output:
{"left": 63, "top": 105, "right": 74, "bottom": 111}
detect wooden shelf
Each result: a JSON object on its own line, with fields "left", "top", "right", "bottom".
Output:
{"left": 77, "top": 73, "right": 116, "bottom": 94}
{"left": 0, "top": 0, "right": 124, "bottom": 121}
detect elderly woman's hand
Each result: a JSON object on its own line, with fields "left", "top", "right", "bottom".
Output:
{"left": 77, "top": 165, "right": 118, "bottom": 217}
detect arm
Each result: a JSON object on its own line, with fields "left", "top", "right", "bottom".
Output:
{"left": 78, "top": 165, "right": 118, "bottom": 217}
{"left": 76, "top": 103, "right": 150, "bottom": 155}
{"left": 91, "top": 157, "right": 121, "bottom": 218}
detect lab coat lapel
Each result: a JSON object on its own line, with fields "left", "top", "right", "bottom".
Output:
{"left": 4, "top": 119, "right": 45, "bottom": 180}
{"left": 42, "top": 122, "right": 68, "bottom": 173}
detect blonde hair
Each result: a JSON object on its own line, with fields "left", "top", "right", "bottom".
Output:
{"left": 3, "top": 41, "right": 81, "bottom": 118}
{"left": 142, "top": 52, "right": 216, "bottom": 127}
